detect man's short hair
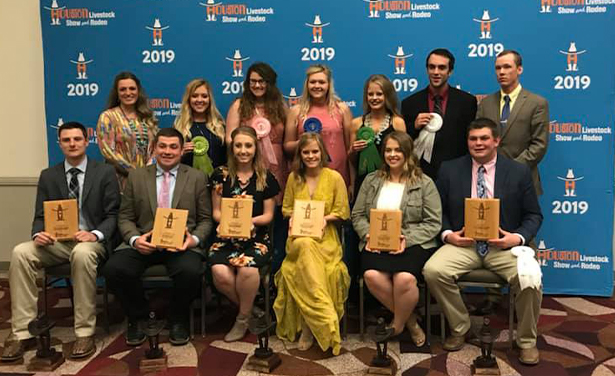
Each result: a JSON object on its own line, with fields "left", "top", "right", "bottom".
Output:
{"left": 496, "top": 50, "right": 523, "bottom": 67}
{"left": 58, "top": 121, "right": 87, "bottom": 139}
{"left": 153, "top": 127, "right": 184, "bottom": 147}
{"left": 426, "top": 48, "right": 455, "bottom": 71}
{"left": 468, "top": 118, "right": 500, "bottom": 139}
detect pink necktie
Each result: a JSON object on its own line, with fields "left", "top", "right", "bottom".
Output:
{"left": 158, "top": 171, "right": 170, "bottom": 208}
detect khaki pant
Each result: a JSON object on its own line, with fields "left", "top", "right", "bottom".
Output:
{"left": 9, "top": 240, "right": 105, "bottom": 339}
{"left": 423, "top": 244, "right": 542, "bottom": 349}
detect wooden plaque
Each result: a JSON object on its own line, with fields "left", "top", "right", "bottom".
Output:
{"left": 290, "top": 200, "right": 325, "bottom": 239}
{"left": 151, "top": 208, "right": 189, "bottom": 250}
{"left": 219, "top": 197, "right": 253, "bottom": 238}
{"left": 44, "top": 199, "right": 78, "bottom": 241}
{"left": 464, "top": 198, "right": 500, "bottom": 240}
{"left": 368, "top": 209, "right": 402, "bottom": 252}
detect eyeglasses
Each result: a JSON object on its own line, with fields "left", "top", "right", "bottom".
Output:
{"left": 249, "top": 79, "right": 267, "bottom": 86}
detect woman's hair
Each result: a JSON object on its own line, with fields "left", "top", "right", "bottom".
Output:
{"left": 377, "top": 131, "right": 422, "bottom": 184}
{"left": 227, "top": 126, "right": 268, "bottom": 191}
{"left": 297, "top": 64, "right": 341, "bottom": 119}
{"left": 106, "top": 71, "right": 158, "bottom": 129}
{"left": 238, "top": 62, "right": 286, "bottom": 125}
{"left": 174, "top": 78, "right": 225, "bottom": 142}
{"left": 291, "top": 132, "right": 329, "bottom": 183}
{"left": 361, "top": 74, "right": 401, "bottom": 117}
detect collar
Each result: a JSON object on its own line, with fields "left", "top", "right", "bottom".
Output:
{"left": 472, "top": 153, "right": 497, "bottom": 171}
{"left": 156, "top": 163, "right": 179, "bottom": 177}
{"left": 500, "top": 83, "right": 522, "bottom": 101}
{"left": 428, "top": 84, "right": 449, "bottom": 100}
{"left": 64, "top": 156, "right": 87, "bottom": 174}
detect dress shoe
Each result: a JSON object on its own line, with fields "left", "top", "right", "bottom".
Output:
{"left": 70, "top": 336, "right": 96, "bottom": 359}
{"left": 125, "top": 320, "right": 146, "bottom": 346}
{"left": 443, "top": 334, "right": 465, "bottom": 351}
{"left": 519, "top": 346, "right": 540, "bottom": 365}
{"left": 472, "top": 300, "right": 499, "bottom": 316}
{"left": 169, "top": 322, "right": 190, "bottom": 345}
{"left": 1, "top": 336, "right": 36, "bottom": 362}
{"left": 405, "top": 313, "right": 426, "bottom": 347}
{"left": 224, "top": 315, "right": 249, "bottom": 343}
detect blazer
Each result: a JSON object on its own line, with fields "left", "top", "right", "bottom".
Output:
{"left": 402, "top": 86, "right": 477, "bottom": 180}
{"left": 32, "top": 159, "right": 121, "bottom": 254}
{"left": 352, "top": 171, "right": 442, "bottom": 252}
{"left": 436, "top": 153, "right": 543, "bottom": 245}
{"left": 476, "top": 88, "right": 549, "bottom": 195}
{"left": 117, "top": 164, "right": 213, "bottom": 256}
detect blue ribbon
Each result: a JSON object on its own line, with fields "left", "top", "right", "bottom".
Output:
{"left": 303, "top": 117, "right": 323, "bottom": 133}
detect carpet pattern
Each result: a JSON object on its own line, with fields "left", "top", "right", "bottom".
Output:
{"left": 1, "top": 282, "right": 615, "bottom": 376}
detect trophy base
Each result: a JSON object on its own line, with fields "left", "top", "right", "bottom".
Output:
{"left": 246, "top": 353, "right": 281, "bottom": 373}
{"left": 27, "top": 352, "right": 65, "bottom": 372}
{"left": 139, "top": 355, "right": 168, "bottom": 373}
{"left": 471, "top": 364, "right": 501, "bottom": 375}
{"left": 367, "top": 358, "right": 395, "bottom": 376}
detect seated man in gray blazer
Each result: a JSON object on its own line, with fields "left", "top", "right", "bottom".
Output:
{"left": 2, "top": 122, "right": 120, "bottom": 361}
{"left": 103, "top": 127, "right": 212, "bottom": 346}
{"left": 423, "top": 118, "right": 543, "bottom": 365}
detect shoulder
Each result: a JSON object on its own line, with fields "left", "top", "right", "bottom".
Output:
{"left": 449, "top": 87, "right": 476, "bottom": 102}
{"left": 229, "top": 98, "right": 241, "bottom": 111}
{"left": 351, "top": 116, "right": 363, "bottom": 129}
{"left": 401, "top": 87, "right": 427, "bottom": 104}
{"left": 391, "top": 115, "right": 405, "bottom": 130}
{"left": 39, "top": 162, "right": 63, "bottom": 181}
{"left": 522, "top": 89, "right": 548, "bottom": 106}
{"left": 288, "top": 105, "right": 301, "bottom": 117}
{"left": 337, "top": 101, "right": 350, "bottom": 113}
{"left": 420, "top": 173, "right": 436, "bottom": 188}
{"left": 439, "top": 155, "right": 469, "bottom": 174}
{"left": 480, "top": 92, "right": 499, "bottom": 105}
{"left": 498, "top": 154, "right": 530, "bottom": 176}
{"left": 89, "top": 159, "right": 115, "bottom": 176}
{"left": 323, "top": 167, "right": 344, "bottom": 184}
{"left": 363, "top": 171, "right": 381, "bottom": 185}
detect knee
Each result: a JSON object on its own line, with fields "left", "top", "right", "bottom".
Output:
{"left": 212, "top": 266, "right": 234, "bottom": 289}
{"left": 422, "top": 261, "right": 440, "bottom": 284}
{"left": 70, "top": 243, "right": 100, "bottom": 266}
{"left": 102, "top": 255, "right": 132, "bottom": 281}
{"left": 12, "top": 242, "right": 36, "bottom": 264}
{"left": 363, "top": 270, "right": 380, "bottom": 286}
{"left": 395, "top": 273, "right": 417, "bottom": 292}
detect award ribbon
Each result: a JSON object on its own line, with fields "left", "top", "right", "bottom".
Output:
{"left": 251, "top": 117, "right": 278, "bottom": 167}
{"left": 356, "top": 127, "right": 382, "bottom": 175}
{"left": 303, "top": 117, "right": 323, "bottom": 133}
{"left": 414, "top": 113, "right": 442, "bottom": 164}
{"left": 192, "top": 136, "right": 214, "bottom": 176}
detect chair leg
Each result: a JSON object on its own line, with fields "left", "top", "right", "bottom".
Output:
{"left": 201, "top": 275, "right": 206, "bottom": 337}
{"left": 359, "top": 277, "right": 364, "bottom": 341}
{"left": 424, "top": 284, "right": 431, "bottom": 347}
{"left": 103, "top": 280, "right": 110, "bottom": 334}
{"left": 509, "top": 288, "right": 514, "bottom": 349}
{"left": 190, "top": 304, "right": 195, "bottom": 339}
{"left": 66, "top": 278, "right": 74, "bottom": 308}
{"left": 264, "top": 274, "right": 271, "bottom": 327}
{"left": 43, "top": 271, "right": 49, "bottom": 317}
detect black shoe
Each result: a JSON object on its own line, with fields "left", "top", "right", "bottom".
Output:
{"left": 472, "top": 300, "right": 499, "bottom": 316}
{"left": 169, "top": 322, "right": 190, "bottom": 346}
{"left": 125, "top": 320, "right": 146, "bottom": 346}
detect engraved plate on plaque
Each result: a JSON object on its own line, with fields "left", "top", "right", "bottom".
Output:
{"left": 220, "top": 197, "right": 253, "bottom": 238}
{"left": 151, "top": 208, "right": 189, "bottom": 250}
{"left": 290, "top": 200, "right": 325, "bottom": 239}
{"left": 44, "top": 199, "right": 78, "bottom": 241}
{"left": 368, "top": 209, "right": 402, "bottom": 252}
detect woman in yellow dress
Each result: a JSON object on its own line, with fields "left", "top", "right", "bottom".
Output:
{"left": 274, "top": 132, "right": 350, "bottom": 355}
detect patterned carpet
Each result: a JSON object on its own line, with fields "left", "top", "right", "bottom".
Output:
{"left": 1, "top": 281, "right": 615, "bottom": 376}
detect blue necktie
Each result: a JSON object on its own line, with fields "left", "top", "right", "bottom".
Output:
{"left": 500, "top": 95, "right": 511, "bottom": 128}
{"left": 476, "top": 165, "right": 489, "bottom": 257}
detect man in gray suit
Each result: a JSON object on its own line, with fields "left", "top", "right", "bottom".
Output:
{"left": 2, "top": 122, "right": 120, "bottom": 361}
{"left": 103, "top": 127, "right": 212, "bottom": 346}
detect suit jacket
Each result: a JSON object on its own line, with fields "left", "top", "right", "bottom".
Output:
{"left": 436, "top": 153, "right": 543, "bottom": 245}
{"left": 402, "top": 86, "right": 477, "bottom": 180}
{"left": 476, "top": 88, "right": 549, "bottom": 195}
{"left": 32, "top": 159, "right": 121, "bottom": 254}
{"left": 118, "top": 164, "right": 213, "bottom": 256}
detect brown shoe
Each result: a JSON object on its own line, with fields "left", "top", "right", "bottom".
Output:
{"left": 70, "top": 336, "right": 96, "bottom": 359}
{"left": 443, "top": 334, "right": 465, "bottom": 351}
{"left": 519, "top": 346, "right": 540, "bottom": 365}
{"left": 1, "top": 336, "right": 36, "bottom": 362}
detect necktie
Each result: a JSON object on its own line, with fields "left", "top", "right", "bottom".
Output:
{"left": 433, "top": 95, "right": 443, "bottom": 116}
{"left": 158, "top": 171, "right": 170, "bottom": 208}
{"left": 500, "top": 95, "right": 511, "bottom": 127}
{"left": 68, "top": 168, "right": 81, "bottom": 201}
{"left": 476, "top": 165, "right": 489, "bottom": 257}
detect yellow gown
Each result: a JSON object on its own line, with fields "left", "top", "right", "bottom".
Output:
{"left": 274, "top": 168, "right": 350, "bottom": 355}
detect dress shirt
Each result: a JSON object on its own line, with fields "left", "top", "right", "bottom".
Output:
{"left": 499, "top": 84, "right": 522, "bottom": 114}
{"left": 63, "top": 157, "right": 103, "bottom": 241}
{"left": 428, "top": 84, "right": 449, "bottom": 116}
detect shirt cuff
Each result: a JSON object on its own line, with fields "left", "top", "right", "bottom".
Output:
{"left": 32, "top": 232, "right": 41, "bottom": 241}
{"left": 441, "top": 230, "right": 453, "bottom": 243}
{"left": 91, "top": 230, "right": 104, "bottom": 242}
{"left": 191, "top": 235, "right": 200, "bottom": 248}
{"left": 514, "top": 233, "right": 525, "bottom": 246}
{"left": 130, "top": 236, "right": 139, "bottom": 248}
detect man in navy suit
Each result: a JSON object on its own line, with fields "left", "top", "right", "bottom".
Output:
{"left": 423, "top": 118, "right": 543, "bottom": 365}
{"left": 2, "top": 122, "right": 120, "bottom": 361}
{"left": 402, "top": 48, "right": 477, "bottom": 180}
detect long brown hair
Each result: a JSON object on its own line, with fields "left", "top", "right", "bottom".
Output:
{"left": 174, "top": 78, "right": 225, "bottom": 141}
{"left": 238, "top": 62, "right": 286, "bottom": 125}
{"left": 227, "top": 126, "right": 268, "bottom": 191}
{"left": 106, "top": 71, "right": 158, "bottom": 130}
{"left": 291, "top": 132, "right": 329, "bottom": 183}
{"left": 361, "top": 74, "right": 401, "bottom": 117}
{"left": 378, "top": 131, "right": 422, "bottom": 185}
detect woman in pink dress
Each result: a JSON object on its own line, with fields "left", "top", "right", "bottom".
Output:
{"left": 284, "top": 64, "right": 354, "bottom": 194}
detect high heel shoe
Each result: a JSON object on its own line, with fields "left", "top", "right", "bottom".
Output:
{"left": 298, "top": 319, "right": 314, "bottom": 351}
{"left": 405, "top": 313, "right": 426, "bottom": 347}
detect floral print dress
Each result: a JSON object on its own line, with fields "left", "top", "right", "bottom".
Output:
{"left": 208, "top": 166, "right": 280, "bottom": 268}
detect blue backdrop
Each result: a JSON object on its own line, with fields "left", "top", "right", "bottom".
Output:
{"left": 40, "top": 0, "right": 614, "bottom": 296}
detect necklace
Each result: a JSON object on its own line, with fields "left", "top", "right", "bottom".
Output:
{"left": 119, "top": 107, "right": 148, "bottom": 154}
{"left": 364, "top": 112, "right": 391, "bottom": 145}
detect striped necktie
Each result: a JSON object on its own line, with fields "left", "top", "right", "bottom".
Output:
{"left": 68, "top": 168, "right": 81, "bottom": 201}
{"left": 500, "top": 95, "right": 511, "bottom": 128}
{"left": 476, "top": 165, "right": 489, "bottom": 257}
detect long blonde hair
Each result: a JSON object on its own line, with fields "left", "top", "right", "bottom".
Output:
{"left": 378, "top": 131, "right": 422, "bottom": 185}
{"left": 227, "top": 126, "right": 268, "bottom": 191}
{"left": 297, "top": 64, "right": 342, "bottom": 119}
{"left": 174, "top": 79, "right": 225, "bottom": 141}
{"left": 291, "top": 132, "right": 329, "bottom": 183}
{"left": 362, "top": 74, "right": 401, "bottom": 117}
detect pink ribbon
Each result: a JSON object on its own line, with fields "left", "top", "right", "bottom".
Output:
{"left": 251, "top": 117, "right": 278, "bottom": 167}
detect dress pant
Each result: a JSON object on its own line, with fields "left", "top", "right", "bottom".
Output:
{"left": 423, "top": 244, "right": 542, "bottom": 349}
{"left": 10, "top": 240, "right": 105, "bottom": 339}
{"left": 103, "top": 248, "right": 203, "bottom": 323}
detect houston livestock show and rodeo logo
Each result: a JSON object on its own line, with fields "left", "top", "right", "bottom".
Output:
{"left": 43, "top": 0, "right": 115, "bottom": 27}
{"left": 361, "top": 0, "right": 442, "bottom": 19}
{"left": 539, "top": 0, "right": 613, "bottom": 14}
{"left": 199, "top": 0, "right": 275, "bottom": 23}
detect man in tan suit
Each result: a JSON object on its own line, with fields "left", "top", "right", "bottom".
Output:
{"left": 103, "top": 127, "right": 212, "bottom": 346}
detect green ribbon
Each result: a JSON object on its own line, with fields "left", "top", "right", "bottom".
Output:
{"left": 192, "top": 136, "right": 214, "bottom": 176}
{"left": 357, "top": 127, "right": 382, "bottom": 175}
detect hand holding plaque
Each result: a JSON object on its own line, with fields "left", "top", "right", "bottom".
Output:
{"left": 464, "top": 198, "right": 500, "bottom": 240}
{"left": 44, "top": 199, "right": 78, "bottom": 241}
{"left": 290, "top": 200, "right": 325, "bottom": 239}
{"left": 151, "top": 208, "right": 189, "bottom": 250}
